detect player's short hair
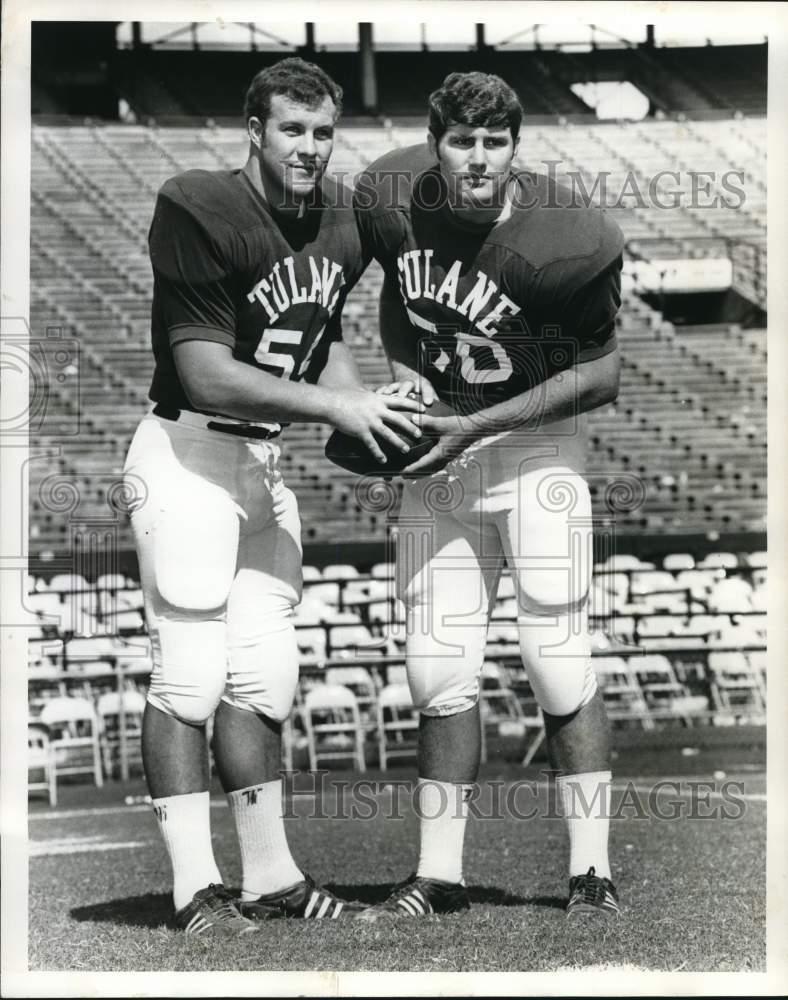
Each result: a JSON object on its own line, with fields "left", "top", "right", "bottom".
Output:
{"left": 428, "top": 71, "right": 523, "bottom": 142}
{"left": 243, "top": 57, "right": 343, "bottom": 128}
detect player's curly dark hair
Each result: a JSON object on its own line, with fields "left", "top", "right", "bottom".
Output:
{"left": 428, "top": 71, "right": 523, "bottom": 141}
{"left": 243, "top": 57, "right": 343, "bottom": 127}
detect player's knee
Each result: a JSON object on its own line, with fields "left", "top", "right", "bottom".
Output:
{"left": 220, "top": 684, "right": 295, "bottom": 725}
{"left": 409, "top": 669, "right": 480, "bottom": 718}
{"left": 222, "top": 661, "right": 298, "bottom": 724}
{"left": 146, "top": 619, "right": 227, "bottom": 724}
{"left": 528, "top": 656, "right": 597, "bottom": 717}
{"left": 225, "top": 614, "right": 299, "bottom": 723}
{"left": 147, "top": 684, "right": 225, "bottom": 725}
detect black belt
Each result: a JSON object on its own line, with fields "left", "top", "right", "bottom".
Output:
{"left": 153, "top": 404, "right": 281, "bottom": 441}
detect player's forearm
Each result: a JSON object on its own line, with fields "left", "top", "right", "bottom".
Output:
{"left": 317, "top": 340, "right": 366, "bottom": 390}
{"left": 182, "top": 352, "right": 339, "bottom": 425}
{"left": 458, "top": 350, "right": 620, "bottom": 438}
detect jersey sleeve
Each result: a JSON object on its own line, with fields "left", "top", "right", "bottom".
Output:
{"left": 149, "top": 181, "right": 238, "bottom": 349}
{"left": 353, "top": 176, "right": 407, "bottom": 275}
{"left": 563, "top": 253, "right": 623, "bottom": 363}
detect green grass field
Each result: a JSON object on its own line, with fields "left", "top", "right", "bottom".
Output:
{"left": 28, "top": 756, "right": 766, "bottom": 974}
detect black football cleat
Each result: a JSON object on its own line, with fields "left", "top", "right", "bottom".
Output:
{"left": 566, "top": 866, "right": 621, "bottom": 917}
{"left": 359, "top": 873, "right": 470, "bottom": 920}
{"left": 240, "top": 873, "right": 366, "bottom": 920}
{"left": 174, "top": 883, "right": 258, "bottom": 937}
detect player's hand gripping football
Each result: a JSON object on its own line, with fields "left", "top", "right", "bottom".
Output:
{"left": 328, "top": 387, "right": 424, "bottom": 465}
{"left": 399, "top": 412, "right": 477, "bottom": 475}
{"left": 376, "top": 375, "right": 438, "bottom": 408}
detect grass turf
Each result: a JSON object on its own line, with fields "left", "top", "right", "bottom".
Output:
{"left": 28, "top": 766, "right": 766, "bottom": 973}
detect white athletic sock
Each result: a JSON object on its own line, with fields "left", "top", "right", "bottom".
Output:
{"left": 415, "top": 778, "right": 472, "bottom": 885}
{"left": 152, "top": 791, "right": 223, "bottom": 912}
{"left": 556, "top": 770, "right": 612, "bottom": 879}
{"left": 227, "top": 779, "right": 303, "bottom": 900}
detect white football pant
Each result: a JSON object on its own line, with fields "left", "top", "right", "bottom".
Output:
{"left": 123, "top": 411, "right": 302, "bottom": 726}
{"left": 397, "top": 426, "right": 597, "bottom": 719}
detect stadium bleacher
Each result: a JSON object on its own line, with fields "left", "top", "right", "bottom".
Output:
{"left": 29, "top": 118, "right": 767, "bottom": 552}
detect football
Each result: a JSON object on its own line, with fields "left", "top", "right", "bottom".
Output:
{"left": 324, "top": 428, "right": 438, "bottom": 476}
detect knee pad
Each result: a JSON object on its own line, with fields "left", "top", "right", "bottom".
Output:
{"left": 146, "top": 619, "right": 227, "bottom": 724}
{"left": 405, "top": 616, "right": 483, "bottom": 717}
{"left": 224, "top": 606, "right": 299, "bottom": 724}
{"left": 518, "top": 610, "right": 597, "bottom": 717}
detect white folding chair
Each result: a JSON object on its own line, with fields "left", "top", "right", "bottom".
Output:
{"left": 39, "top": 695, "right": 103, "bottom": 786}
{"left": 708, "top": 651, "right": 765, "bottom": 723}
{"left": 376, "top": 683, "right": 419, "bottom": 771}
{"left": 96, "top": 689, "right": 146, "bottom": 779}
{"left": 697, "top": 552, "right": 738, "bottom": 570}
{"left": 386, "top": 664, "right": 408, "bottom": 685}
{"left": 708, "top": 577, "right": 754, "bottom": 613}
{"left": 322, "top": 564, "right": 359, "bottom": 580}
{"left": 479, "top": 661, "right": 533, "bottom": 763}
{"left": 295, "top": 627, "right": 327, "bottom": 666}
{"left": 748, "top": 650, "right": 767, "bottom": 697}
{"left": 593, "top": 656, "right": 653, "bottom": 728}
{"left": 631, "top": 654, "right": 706, "bottom": 723}
{"left": 303, "top": 684, "right": 366, "bottom": 772}
{"left": 302, "top": 581, "right": 341, "bottom": 607}
{"left": 328, "top": 624, "right": 384, "bottom": 659}
{"left": 325, "top": 666, "right": 378, "bottom": 729}
{"left": 662, "top": 553, "right": 695, "bottom": 571}
{"left": 28, "top": 723, "right": 57, "bottom": 806}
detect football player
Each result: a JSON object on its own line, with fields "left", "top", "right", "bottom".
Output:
{"left": 354, "top": 72, "right": 623, "bottom": 918}
{"left": 123, "top": 58, "right": 422, "bottom": 935}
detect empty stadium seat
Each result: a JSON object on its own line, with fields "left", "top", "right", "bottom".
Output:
{"left": 376, "top": 682, "right": 419, "bottom": 771}
{"left": 96, "top": 688, "right": 146, "bottom": 779}
{"left": 707, "top": 651, "right": 765, "bottom": 722}
{"left": 593, "top": 657, "right": 653, "bottom": 728}
{"left": 39, "top": 695, "right": 104, "bottom": 787}
{"left": 302, "top": 684, "right": 366, "bottom": 772}
{"left": 28, "top": 723, "right": 57, "bottom": 807}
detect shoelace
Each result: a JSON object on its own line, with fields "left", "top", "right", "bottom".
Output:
{"left": 201, "top": 884, "right": 245, "bottom": 922}
{"left": 573, "top": 867, "right": 608, "bottom": 905}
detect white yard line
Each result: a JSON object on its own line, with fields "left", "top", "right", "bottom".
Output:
{"left": 30, "top": 839, "right": 150, "bottom": 857}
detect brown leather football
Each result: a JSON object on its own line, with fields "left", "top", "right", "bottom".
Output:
{"left": 324, "top": 428, "right": 438, "bottom": 476}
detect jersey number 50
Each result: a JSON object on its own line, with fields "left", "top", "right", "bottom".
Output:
{"left": 408, "top": 307, "right": 513, "bottom": 385}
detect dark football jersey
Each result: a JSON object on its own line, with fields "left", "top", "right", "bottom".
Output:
{"left": 148, "top": 168, "right": 366, "bottom": 419}
{"left": 354, "top": 144, "right": 624, "bottom": 415}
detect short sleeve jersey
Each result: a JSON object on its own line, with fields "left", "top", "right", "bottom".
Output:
{"left": 354, "top": 144, "right": 624, "bottom": 415}
{"left": 148, "top": 168, "right": 366, "bottom": 416}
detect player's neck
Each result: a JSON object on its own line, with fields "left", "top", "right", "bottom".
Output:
{"left": 241, "top": 159, "right": 312, "bottom": 221}
{"left": 444, "top": 175, "right": 516, "bottom": 232}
